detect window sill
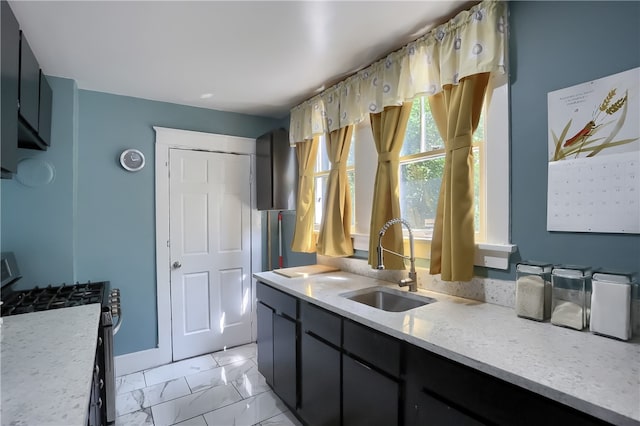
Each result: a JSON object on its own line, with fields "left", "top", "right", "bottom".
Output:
{"left": 351, "top": 233, "right": 517, "bottom": 270}
{"left": 474, "top": 242, "right": 518, "bottom": 270}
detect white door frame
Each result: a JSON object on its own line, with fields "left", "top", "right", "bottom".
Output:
{"left": 115, "top": 126, "right": 260, "bottom": 376}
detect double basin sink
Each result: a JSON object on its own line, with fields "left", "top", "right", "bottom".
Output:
{"left": 341, "top": 286, "right": 436, "bottom": 312}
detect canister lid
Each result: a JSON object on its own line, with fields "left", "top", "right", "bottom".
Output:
{"left": 593, "top": 270, "right": 636, "bottom": 284}
{"left": 516, "top": 261, "right": 552, "bottom": 274}
{"left": 552, "top": 265, "right": 592, "bottom": 278}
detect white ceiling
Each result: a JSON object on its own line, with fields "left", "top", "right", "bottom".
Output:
{"left": 8, "top": 1, "right": 474, "bottom": 119}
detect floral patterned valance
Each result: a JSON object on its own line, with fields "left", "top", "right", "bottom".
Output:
{"left": 289, "top": 0, "right": 506, "bottom": 144}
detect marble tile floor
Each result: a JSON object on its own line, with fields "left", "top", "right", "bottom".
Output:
{"left": 115, "top": 343, "right": 302, "bottom": 426}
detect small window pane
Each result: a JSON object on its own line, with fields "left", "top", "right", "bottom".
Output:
{"left": 316, "top": 135, "right": 331, "bottom": 172}
{"left": 401, "top": 97, "right": 444, "bottom": 157}
{"left": 347, "top": 170, "right": 355, "bottom": 226}
{"left": 473, "top": 147, "right": 480, "bottom": 232}
{"left": 399, "top": 151, "right": 481, "bottom": 238}
{"left": 314, "top": 176, "right": 327, "bottom": 227}
{"left": 346, "top": 134, "right": 355, "bottom": 167}
{"left": 399, "top": 156, "right": 444, "bottom": 237}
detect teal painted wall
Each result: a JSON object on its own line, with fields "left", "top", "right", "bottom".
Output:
{"left": 490, "top": 1, "right": 640, "bottom": 279}
{"left": 75, "top": 90, "right": 282, "bottom": 355}
{"left": 1, "top": 83, "right": 282, "bottom": 356}
{"left": 1, "top": 77, "right": 77, "bottom": 287}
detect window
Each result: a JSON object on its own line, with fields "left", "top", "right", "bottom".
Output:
{"left": 315, "top": 73, "right": 513, "bottom": 269}
{"left": 398, "top": 96, "right": 484, "bottom": 240}
{"left": 314, "top": 134, "right": 355, "bottom": 229}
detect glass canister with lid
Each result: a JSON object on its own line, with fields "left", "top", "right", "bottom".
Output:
{"left": 551, "top": 265, "right": 592, "bottom": 330}
{"left": 515, "top": 261, "right": 553, "bottom": 321}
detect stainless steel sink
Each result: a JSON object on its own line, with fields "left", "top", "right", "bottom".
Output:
{"left": 341, "top": 286, "right": 436, "bottom": 312}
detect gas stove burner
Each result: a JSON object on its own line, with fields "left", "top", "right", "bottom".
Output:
{"left": 1, "top": 281, "right": 110, "bottom": 317}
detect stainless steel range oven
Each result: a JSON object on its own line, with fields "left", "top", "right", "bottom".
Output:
{"left": 1, "top": 276, "right": 122, "bottom": 424}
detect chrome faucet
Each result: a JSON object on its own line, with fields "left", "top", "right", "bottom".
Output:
{"left": 377, "top": 218, "right": 417, "bottom": 292}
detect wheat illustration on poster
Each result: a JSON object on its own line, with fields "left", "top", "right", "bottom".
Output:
{"left": 547, "top": 67, "right": 640, "bottom": 234}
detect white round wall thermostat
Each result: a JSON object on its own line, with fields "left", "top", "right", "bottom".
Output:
{"left": 120, "top": 149, "right": 145, "bottom": 172}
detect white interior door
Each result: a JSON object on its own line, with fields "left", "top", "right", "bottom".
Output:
{"left": 169, "top": 148, "right": 252, "bottom": 361}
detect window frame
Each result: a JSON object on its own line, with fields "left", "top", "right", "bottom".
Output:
{"left": 350, "top": 72, "right": 515, "bottom": 269}
{"left": 314, "top": 74, "right": 517, "bottom": 270}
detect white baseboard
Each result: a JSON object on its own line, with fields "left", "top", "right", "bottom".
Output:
{"left": 115, "top": 347, "right": 171, "bottom": 376}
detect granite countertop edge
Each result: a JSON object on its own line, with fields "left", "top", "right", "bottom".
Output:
{"left": 254, "top": 270, "right": 640, "bottom": 426}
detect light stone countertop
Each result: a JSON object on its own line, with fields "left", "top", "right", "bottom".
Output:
{"left": 1, "top": 304, "right": 102, "bottom": 426}
{"left": 254, "top": 270, "right": 640, "bottom": 426}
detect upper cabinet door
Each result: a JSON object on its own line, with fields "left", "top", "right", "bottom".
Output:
{"left": 38, "top": 72, "right": 52, "bottom": 146}
{"left": 1, "top": 0, "right": 20, "bottom": 175}
{"left": 256, "top": 128, "right": 298, "bottom": 211}
{"left": 19, "top": 31, "right": 40, "bottom": 132}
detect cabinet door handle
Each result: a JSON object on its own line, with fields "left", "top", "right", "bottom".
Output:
{"left": 352, "top": 357, "right": 373, "bottom": 371}
{"left": 94, "top": 365, "right": 100, "bottom": 375}
{"left": 99, "top": 379, "right": 104, "bottom": 389}
{"left": 98, "top": 337, "right": 103, "bottom": 346}
{"left": 97, "top": 397, "right": 103, "bottom": 408}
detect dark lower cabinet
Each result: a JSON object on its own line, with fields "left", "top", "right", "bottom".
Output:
{"left": 405, "top": 385, "right": 484, "bottom": 426}
{"left": 343, "top": 354, "right": 400, "bottom": 426}
{"left": 256, "top": 282, "right": 298, "bottom": 411}
{"left": 256, "top": 302, "right": 274, "bottom": 386}
{"left": 257, "top": 282, "right": 612, "bottom": 426}
{"left": 404, "top": 343, "right": 609, "bottom": 426}
{"left": 300, "top": 332, "right": 341, "bottom": 426}
{"left": 273, "top": 313, "right": 297, "bottom": 408}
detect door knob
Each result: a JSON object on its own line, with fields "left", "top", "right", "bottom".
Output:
{"left": 172, "top": 261, "right": 182, "bottom": 269}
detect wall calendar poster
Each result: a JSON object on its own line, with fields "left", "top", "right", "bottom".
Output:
{"left": 547, "top": 67, "right": 640, "bottom": 233}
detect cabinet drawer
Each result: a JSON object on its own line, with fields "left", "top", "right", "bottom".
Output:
{"left": 343, "top": 319, "right": 401, "bottom": 377}
{"left": 300, "top": 301, "right": 341, "bottom": 346}
{"left": 257, "top": 281, "right": 297, "bottom": 319}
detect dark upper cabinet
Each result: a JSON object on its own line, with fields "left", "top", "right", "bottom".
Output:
{"left": 256, "top": 128, "right": 298, "bottom": 211}
{"left": 1, "top": 0, "right": 20, "bottom": 177}
{"left": 17, "top": 29, "right": 50, "bottom": 150}
{"left": 18, "top": 31, "right": 39, "bottom": 132}
{"left": 38, "top": 71, "right": 52, "bottom": 146}
{"left": 0, "top": 1, "right": 51, "bottom": 159}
